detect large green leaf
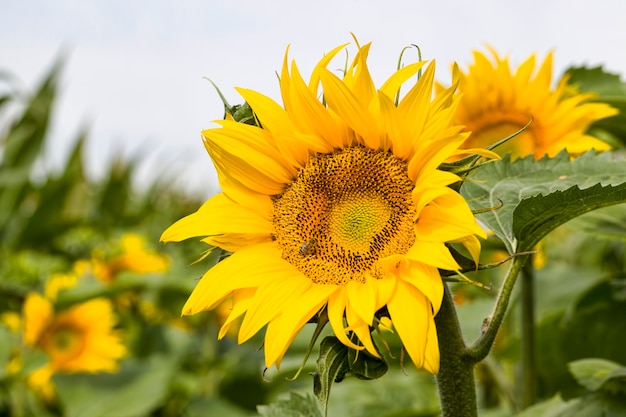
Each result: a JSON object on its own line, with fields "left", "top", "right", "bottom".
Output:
{"left": 461, "top": 151, "right": 626, "bottom": 253}
{"left": 568, "top": 358, "right": 626, "bottom": 393}
{"left": 257, "top": 392, "right": 322, "bottom": 417}
{"left": 54, "top": 356, "right": 174, "bottom": 417}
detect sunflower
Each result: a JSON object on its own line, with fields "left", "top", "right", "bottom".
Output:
{"left": 162, "top": 40, "right": 487, "bottom": 374}
{"left": 453, "top": 48, "right": 618, "bottom": 159}
{"left": 92, "top": 233, "right": 170, "bottom": 284}
{"left": 23, "top": 293, "right": 126, "bottom": 395}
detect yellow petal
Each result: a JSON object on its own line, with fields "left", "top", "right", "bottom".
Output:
{"left": 203, "top": 233, "right": 273, "bottom": 253}
{"left": 378, "top": 92, "right": 411, "bottom": 157}
{"left": 416, "top": 190, "right": 485, "bottom": 242}
{"left": 264, "top": 284, "right": 339, "bottom": 368}
{"left": 386, "top": 279, "right": 429, "bottom": 369}
{"left": 287, "top": 63, "right": 343, "bottom": 149}
{"left": 398, "top": 260, "right": 444, "bottom": 314}
{"left": 218, "top": 288, "right": 256, "bottom": 340}
{"left": 23, "top": 293, "right": 53, "bottom": 347}
{"left": 327, "top": 289, "right": 363, "bottom": 351}
{"left": 308, "top": 43, "right": 349, "bottom": 94}
{"left": 160, "top": 192, "right": 273, "bottom": 243}
{"left": 345, "top": 280, "right": 377, "bottom": 326}
{"left": 351, "top": 322, "right": 380, "bottom": 358}
{"left": 203, "top": 124, "right": 295, "bottom": 194}
{"left": 182, "top": 242, "right": 283, "bottom": 315}
{"left": 319, "top": 69, "right": 380, "bottom": 149}
{"left": 235, "top": 88, "right": 294, "bottom": 137}
{"left": 379, "top": 61, "right": 428, "bottom": 100}
{"left": 343, "top": 42, "right": 376, "bottom": 106}
{"left": 398, "top": 61, "right": 436, "bottom": 140}
{"left": 450, "top": 234, "right": 483, "bottom": 266}
{"left": 238, "top": 272, "right": 311, "bottom": 343}
{"left": 371, "top": 274, "right": 397, "bottom": 312}
{"left": 422, "top": 313, "right": 440, "bottom": 374}
{"left": 406, "top": 240, "right": 460, "bottom": 271}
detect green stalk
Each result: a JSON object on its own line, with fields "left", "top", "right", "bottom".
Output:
{"left": 435, "top": 285, "right": 477, "bottom": 417}
{"left": 465, "top": 255, "right": 528, "bottom": 362}
{"left": 520, "top": 257, "right": 537, "bottom": 408}
{"left": 435, "top": 254, "right": 531, "bottom": 415}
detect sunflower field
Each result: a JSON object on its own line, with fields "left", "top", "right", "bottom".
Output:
{"left": 2, "top": 41, "right": 626, "bottom": 417}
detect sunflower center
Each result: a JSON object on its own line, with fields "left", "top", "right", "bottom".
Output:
{"left": 464, "top": 111, "right": 540, "bottom": 158}
{"left": 42, "top": 324, "right": 86, "bottom": 365}
{"left": 273, "top": 146, "right": 416, "bottom": 285}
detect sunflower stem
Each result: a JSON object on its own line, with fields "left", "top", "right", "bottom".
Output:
{"left": 435, "top": 284, "right": 477, "bottom": 417}
{"left": 465, "top": 254, "right": 529, "bottom": 362}
{"left": 520, "top": 257, "right": 537, "bottom": 408}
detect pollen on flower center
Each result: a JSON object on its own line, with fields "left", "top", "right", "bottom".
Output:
{"left": 329, "top": 195, "right": 391, "bottom": 253}
{"left": 273, "top": 146, "right": 416, "bottom": 285}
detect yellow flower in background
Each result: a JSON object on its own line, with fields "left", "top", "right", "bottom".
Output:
{"left": 453, "top": 48, "right": 618, "bottom": 159}
{"left": 162, "top": 40, "right": 488, "bottom": 374}
{"left": 44, "top": 271, "right": 79, "bottom": 300}
{"left": 92, "top": 233, "right": 170, "bottom": 284}
{"left": 23, "top": 293, "right": 126, "bottom": 395}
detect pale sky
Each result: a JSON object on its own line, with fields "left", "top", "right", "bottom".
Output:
{"left": 3, "top": 0, "right": 626, "bottom": 196}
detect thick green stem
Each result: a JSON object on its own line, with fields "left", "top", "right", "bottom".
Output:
{"left": 435, "top": 284, "right": 477, "bottom": 417}
{"left": 435, "top": 253, "right": 531, "bottom": 416}
{"left": 521, "top": 258, "right": 537, "bottom": 408}
{"left": 465, "top": 255, "right": 529, "bottom": 362}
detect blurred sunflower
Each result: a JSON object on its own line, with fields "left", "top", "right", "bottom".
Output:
{"left": 453, "top": 48, "right": 617, "bottom": 159}
{"left": 162, "top": 40, "right": 488, "bottom": 373}
{"left": 92, "top": 233, "right": 170, "bottom": 284}
{"left": 23, "top": 293, "right": 126, "bottom": 398}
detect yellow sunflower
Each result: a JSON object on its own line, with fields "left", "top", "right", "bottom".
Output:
{"left": 23, "top": 293, "right": 126, "bottom": 394}
{"left": 162, "top": 40, "right": 487, "bottom": 374}
{"left": 453, "top": 48, "right": 618, "bottom": 159}
{"left": 92, "top": 233, "right": 170, "bottom": 284}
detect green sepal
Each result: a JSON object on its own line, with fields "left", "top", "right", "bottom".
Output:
{"left": 346, "top": 334, "right": 388, "bottom": 380}
{"left": 288, "top": 308, "right": 329, "bottom": 381}
{"left": 313, "top": 336, "right": 350, "bottom": 417}
{"left": 206, "top": 78, "right": 260, "bottom": 126}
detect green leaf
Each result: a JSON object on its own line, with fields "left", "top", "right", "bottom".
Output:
{"left": 513, "top": 182, "right": 626, "bottom": 252}
{"left": 568, "top": 359, "right": 626, "bottom": 392}
{"left": 346, "top": 343, "right": 388, "bottom": 380}
{"left": 462, "top": 151, "right": 626, "bottom": 253}
{"left": 257, "top": 392, "right": 322, "bottom": 417}
{"left": 54, "top": 356, "right": 174, "bottom": 417}
{"left": 565, "top": 204, "right": 626, "bottom": 240}
{"left": 514, "top": 394, "right": 566, "bottom": 417}
{"left": 0, "top": 59, "right": 63, "bottom": 243}
{"left": 568, "top": 359, "right": 622, "bottom": 391}
{"left": 565, "top": 66, "right": 626, "bottom": 98}
{"left": 565, "top": 66, "right": 626, "bottom": 146}
{"left": 313, "top": 336, "right": 349, "bottom": 417}
{"left": 0, "top": 60, "right": 61, "bottom": 171}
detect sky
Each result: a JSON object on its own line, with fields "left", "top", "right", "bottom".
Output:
{"left": 2, "top": 0, "right": 626, "bottom": 197}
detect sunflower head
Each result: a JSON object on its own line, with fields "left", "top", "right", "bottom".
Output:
{"left": 162, "top": 39, "right": 489, "bottom": 374}
{"left": 453, "top": 48, "right": 618, "bottom": 159}
{"left": 23, "top": 293, "right": 126, "bottom": 382}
